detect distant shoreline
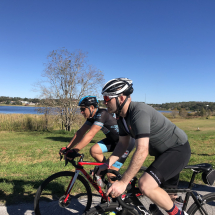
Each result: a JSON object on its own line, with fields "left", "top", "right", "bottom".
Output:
{"left": 0, "top": 104, "right": 39, "bottom": 107}
{"left": 0, "top": 105, "right": 173, "bottom": 115}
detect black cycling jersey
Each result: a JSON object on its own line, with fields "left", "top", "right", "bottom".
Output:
{"left": 85, "top": 108, "right": 119, "bottom": 143}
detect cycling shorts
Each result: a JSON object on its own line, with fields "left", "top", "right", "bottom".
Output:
{"left": 145, "top": 141, "right": 191, "bottom": 188}
{"left": 98, "top": 137, "right": 135, "bottom": 169}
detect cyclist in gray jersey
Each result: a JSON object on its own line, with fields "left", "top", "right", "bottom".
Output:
{"left": 98, "top": 78, "right": 191, "bottom": 215}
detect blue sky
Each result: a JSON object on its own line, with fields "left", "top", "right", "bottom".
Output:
{"left": 0, "top": 0, "right": 214, "bottom": 104}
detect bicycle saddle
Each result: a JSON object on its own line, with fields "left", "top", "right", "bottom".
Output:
{"left": 184, "top": 163, "right": 212, "bottom": 172}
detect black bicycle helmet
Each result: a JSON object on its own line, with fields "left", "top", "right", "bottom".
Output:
{"left": 78, "top": 96, "right": 98, "bottom": 107}
{"left": 78, "top": 96, "right": 98, "bottom": 118}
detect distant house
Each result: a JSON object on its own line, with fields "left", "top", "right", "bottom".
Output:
{"left": 28, "top": 102, "right": 36, "bottom": 106}
{"left": 21, "top": 101, "right": 29, "bottom": 105}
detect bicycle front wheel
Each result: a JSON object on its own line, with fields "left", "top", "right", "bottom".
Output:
{"left": 34, "top": 171, "right": 92, "bottom": 215}
{"left": 83, "top": 202, "right": 139, "bottom": 215}
{"left": 187, "top": 193, "right": 215, "bottom": 215}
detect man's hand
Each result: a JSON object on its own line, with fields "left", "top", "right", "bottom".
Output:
{"left": 106, "top": 180, "right": 127, "bottom": 198}
{"left": 65, "top": 149, "right": 78, "bottom": 160}
{"left": 59, "top": 147, "right": 69, "bottom": 155}
{"left": 97, "top": 164, "right": 109, "bottom": 176}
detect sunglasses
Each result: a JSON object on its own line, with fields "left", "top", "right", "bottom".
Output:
{"left": 80, "top": 107, "right": 86, "bottom": 112}
{"left": 103, "top": 96, "right": 113, "bottom": 102}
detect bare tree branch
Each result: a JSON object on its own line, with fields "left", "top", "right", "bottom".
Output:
{"left": 35, "top": 48, "right": 104, "bottom": 131}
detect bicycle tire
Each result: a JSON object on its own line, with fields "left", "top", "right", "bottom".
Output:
{"left": 83, "top": 202, "right": 139, "bottom": 215}
{"left": 34, "top": 171, "right": 92, "bottom": 215}
{"left": 187, "top": 192, "right": 215, "bottom": 215}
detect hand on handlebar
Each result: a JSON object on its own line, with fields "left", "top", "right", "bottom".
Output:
{"left": 65, "top": 149, "right": 78, "bottom": 160}
{"left": 96, "top": 163, "right": 110, "bottom": 176}
{"left": 106, "top": 180, "right": 127, "bottom": 198}
{"left": 59, "top": 147, "right": 70, "bottom": 161}
{"left": 59, "top": 147, "right": 69, "bottom": 155}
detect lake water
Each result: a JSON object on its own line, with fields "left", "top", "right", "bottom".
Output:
{"left": 0, "top": 106, "right": 172, "bottom": 114}
{"left": 0, "top": 106, "right": 39, "bottom": 114}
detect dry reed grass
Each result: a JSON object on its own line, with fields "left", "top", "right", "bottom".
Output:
{"left": 0, "top": 114, "right": 58, "bottom": 131}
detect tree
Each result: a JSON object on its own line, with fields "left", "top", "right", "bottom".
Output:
{"left": 35, "top": 48, "right": 104, "bottom": 131}
{"left": 206, "top": 109, "right": 211, "bottom": 119}
{"left": 200, "top": 107, "right": 206, "bottom": 117}
{"left": 179, "top": 108, "right": 187, "bottom": 118}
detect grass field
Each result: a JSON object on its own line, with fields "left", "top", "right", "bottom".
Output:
{"left": 0, "top": 117, "right": 215, "bottom": 205}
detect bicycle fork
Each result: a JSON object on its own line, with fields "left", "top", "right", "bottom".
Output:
{"left": 63, "top": 170, "right": 80, "bottom": 203}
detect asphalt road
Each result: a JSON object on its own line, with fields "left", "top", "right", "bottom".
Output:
{"left": 0, "top": 184, "right": 214, "bottom": 215}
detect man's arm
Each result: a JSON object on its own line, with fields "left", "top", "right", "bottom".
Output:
{"left": 120, "top": 137, "right": 149, "bottom": 184}
{"left": 106, "top": 137, "right": 149, "bottom": 197}
{"left": 97, "top": 135, "right": 131, "bottom": 175}
{"left": 105, "top": 135, "right": 131, "bottom": 166}
{"left": 73, "top": 124, "right": 102, "bottom": 151}
{"left": 67, "top": 124, "right": 90, "bottom": 149}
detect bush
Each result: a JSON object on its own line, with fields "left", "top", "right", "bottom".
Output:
{"left": 0, "top": 113, "right": 84, "bottom": 132}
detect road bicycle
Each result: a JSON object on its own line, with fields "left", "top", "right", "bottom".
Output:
{"left": 84, "top": 163, "right": 215, "bottom": 215}
{"left": 34, "top": 152, "right": 146, "bottom": 215}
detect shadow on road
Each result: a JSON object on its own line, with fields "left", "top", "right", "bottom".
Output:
{"left": 1, "top": 178, "right": 215, "bottom": 215}
{"left": 0, "top": 178, "right": 43, "bottom": 214}
{"left": 0, "top": 178, "right": 41, "bottom": 206}
{"left": 0, "top": 178, "right": 98, "bottom": 215}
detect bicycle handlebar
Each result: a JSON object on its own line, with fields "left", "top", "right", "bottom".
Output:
{"left": 60, "top": 152, "right": 84, "bottom": 168}
{"left": 104, "top": 169, "right": 135, "bottom": 211}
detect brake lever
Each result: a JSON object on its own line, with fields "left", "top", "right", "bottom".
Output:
{"left": 65, "top": 158, "right": 69, "bottom": 166}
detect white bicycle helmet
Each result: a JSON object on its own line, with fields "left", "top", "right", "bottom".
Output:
{"left": 102, "top": 78, "right": 133, "bottom": 97}
{"left": 102, "top": 78, "right": 133, "bottom": 115}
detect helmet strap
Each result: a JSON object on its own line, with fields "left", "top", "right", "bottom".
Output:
{"left": 88, "top": 106, "right": 96, "bottom": 118}
{"left": 116, "top": 96, "right": 128, "bottom": 117}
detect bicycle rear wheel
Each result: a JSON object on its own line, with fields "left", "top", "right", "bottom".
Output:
{"left": 187, "top": 193, "right": 215, "bottom": 215}
{"left": 34, "top": 171, "right": 92, "bottom": 215}
{"left": 83, "top": 202, "right": 139, "bottom": 215}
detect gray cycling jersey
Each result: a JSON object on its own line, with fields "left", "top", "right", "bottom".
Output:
{"left": 118, "top": 102, "right": 188, "bottom": 156}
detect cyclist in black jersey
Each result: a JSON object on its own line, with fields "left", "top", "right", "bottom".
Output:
{"left": 97, "top": 78, "right": 191, "bottom": 215}
{"left": 59, "top": 95, "right": 135, "bottom": 172}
